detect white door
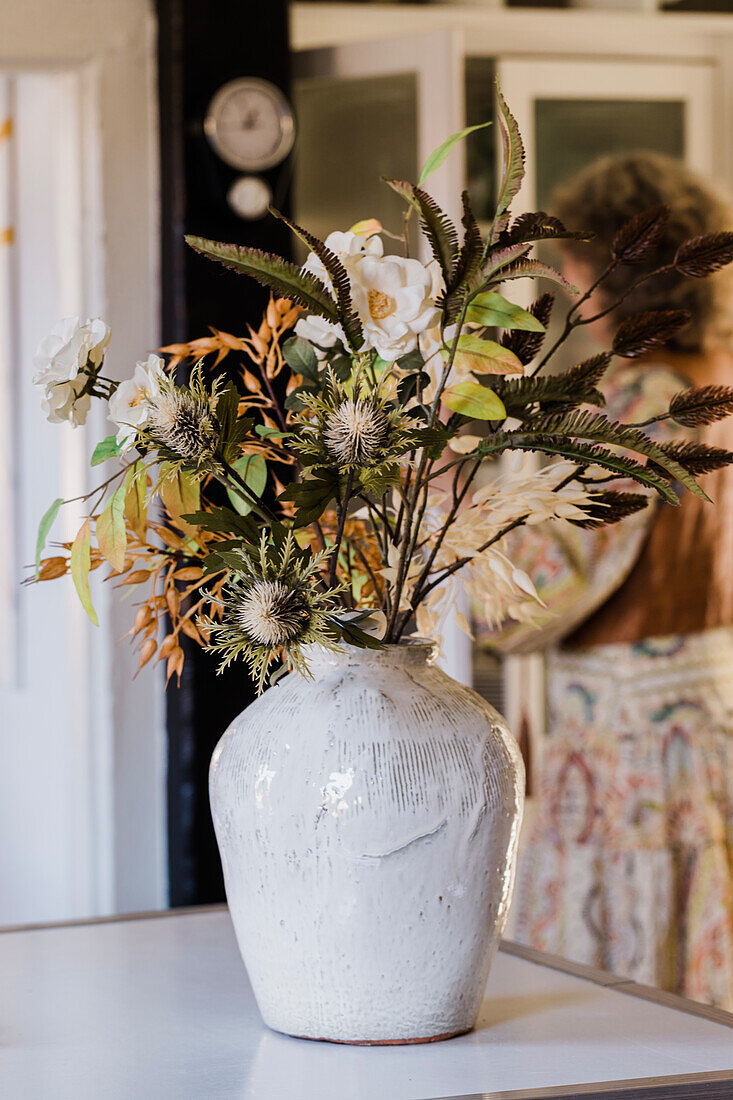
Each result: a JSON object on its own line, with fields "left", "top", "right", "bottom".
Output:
{"left": 292, "top": 30, "right": 473, "bottom": 685}
{"left": 0, "top": 0, "right": 163, "bottom": 924}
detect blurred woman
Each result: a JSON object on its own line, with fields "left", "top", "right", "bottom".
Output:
{"left": 495, "top": 152, "right": 733, "bottom": 1009}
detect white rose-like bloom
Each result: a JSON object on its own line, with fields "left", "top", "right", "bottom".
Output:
{"left": 108, "top": 353, "right": 166, "bottom": 452}
{"left": 350, "top": 253, "right": 440, "bottom": 361}
{"left": 294, "top": 229, "right": 383, "bottom": 356}
{"left": 32, "top": 315, "right": 111, "bottom": 427}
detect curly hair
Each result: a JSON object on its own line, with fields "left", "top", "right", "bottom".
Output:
{"left": 553, "top": 152, "right": 733, "bottom": 353}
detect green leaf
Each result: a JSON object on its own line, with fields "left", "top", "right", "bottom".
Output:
{"left": 70, "top": 518, "right": 98, "bottom": 626}
{"left": 441, "top": 382, "right": 506, "bottom": 421}
{"left": 278, "top": 470, "right": 341, "bottom": 527}
{"left": 91, "top": 435, "right": 122, "bottom": 467}
{"left": 35, "top": 497, "right": 63, "bottom": 578}
{"left": 226, "top": 454, "right": 268, "bottom": 515}
{"left": 185, "top": 237, "right": 339, "bottom": 323}
{"left": 181, "top": 507, "right": 259, "bottom": 541}
{"left": 96, "top": 483, "right": 127, "bottom": 572}
{"left": 283, "top": 336, "right": 319, "bottom": 382}
{"left": 466, "top": 291, "right": 545, "bottom": 332}
{"left": 451, "top": 335, "right": 524, "bottom": 377}
{"left": 418, "top": 121, "right": 492, "bottom": 186}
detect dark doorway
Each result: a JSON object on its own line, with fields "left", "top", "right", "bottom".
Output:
{"left": 156, "top": 0, "right": 293, "bottom": 906}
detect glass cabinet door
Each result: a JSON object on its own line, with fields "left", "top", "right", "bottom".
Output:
{"left": 291, "top": 30, "right": 475, "bottom": 685}
{"left": 466, "top": 55, "right": 715, "bottom": 764}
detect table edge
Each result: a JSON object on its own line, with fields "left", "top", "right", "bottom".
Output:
{"left": 435, "top": 1067, "right": 733, "bottom": 1100}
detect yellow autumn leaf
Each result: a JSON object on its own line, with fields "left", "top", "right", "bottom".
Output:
{"left": 441, "top": 382, "right": 506, "bottom": 421}
{"left": 96, "top": 483, "right": 127, "bottom": 572}
{"left": 348, "top": 218, "right": 382, "bottom": 238}
{"left": 159, "top": 464, "right": 201, "bottom": 535}
{"left": 70, "top": 517, "right": 98, "bottom": 626}
{"left": 450, "top": 335, "right": 524, "bottom": 377}
{"left": 124, "top": 464, "right": 148, "bottom": 539}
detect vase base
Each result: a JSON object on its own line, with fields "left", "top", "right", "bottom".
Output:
{"left": 283, "top": 1026, "right": 472, "bottom": 1046}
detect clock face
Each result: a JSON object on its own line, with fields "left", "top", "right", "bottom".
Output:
{"left": 204, "top": 78, "right": 295, "bottom": 172}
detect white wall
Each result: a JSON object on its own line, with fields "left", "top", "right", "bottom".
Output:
{"left": 0, "top": 0, "right": 164, "bottom": 922}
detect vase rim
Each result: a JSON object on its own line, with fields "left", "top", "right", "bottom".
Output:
{"left": 300, "top": 636, "right": 438, "bottom": 673}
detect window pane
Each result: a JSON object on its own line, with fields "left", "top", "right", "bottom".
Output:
{"left": 293, "top": 73, "right": 418, "bottom": 253}
{"left": 535, "top": 98, "right": 685, "bottom": 208}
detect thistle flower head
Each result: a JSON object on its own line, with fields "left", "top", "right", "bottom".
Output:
{"left": 236, "top": 579, "right": 312, "bottom": 646}
{"left": 324, "top": 397, "right": 389, "bottom": 465}
{"left": 293, "top": 365, "right": 412, "bottom": 473}
{"left": 139, "top": 363, "right": 221, "bottom": 468}
{"left": 201, "top": 530, "right": 342, "bottom": 691}
{"left": 149, "top": 386, "right": 218, "bottom": 461}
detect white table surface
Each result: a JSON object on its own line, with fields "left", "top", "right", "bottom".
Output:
{"left": 1, "top": 907, "right": 731, "bottom": 1100}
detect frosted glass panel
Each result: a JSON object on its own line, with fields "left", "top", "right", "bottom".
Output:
{"left": 465, "top": 57, "right": 497, "bottom": 231}
{"left": 535, "top": 98, "right": 685, "bottom": 208}
{"left": 293, "top": 73, "right": 418, "bottom": 252}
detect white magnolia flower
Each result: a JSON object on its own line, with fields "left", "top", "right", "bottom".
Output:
{"left": 108, "top": 353, "right": 166, "bottom": 452}
{"left": 294, "top": 313, "right": 346, "bottom": 358}
{"left": 33, "top": 315, "right": 111, "bottom": 427}
{"left": 351, "top": 253, "right": 440, "bottom": 361}
{"left": 294, "top": 230, "right": 383, "bottom": 356}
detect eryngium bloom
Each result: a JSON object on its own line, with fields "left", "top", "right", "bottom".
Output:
{"left": 323, "top": 398, "right": 389, "bottom": 465}
{"left": 236, "top": 579, "right": 311, "bottom": 646}
{"left": 293, "top": 366, "right": 413, "bottom": 474}
{"left": 201, "top": 531, "right": 341, "bottom": 691}
{"left": 149, "top": 386, "right": 218, "bottom": 462}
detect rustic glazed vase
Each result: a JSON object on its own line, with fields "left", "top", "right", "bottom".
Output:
{"left": 209, "top": 639, "right": 524, "bottom": 1044}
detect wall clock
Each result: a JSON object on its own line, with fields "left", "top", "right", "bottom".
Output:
{"left": 204, "top": 77, "right": 295, "bottom": 172}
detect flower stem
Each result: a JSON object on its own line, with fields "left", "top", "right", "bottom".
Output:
{"left": 329, "top": 468, "right": 354, "bottom": 589}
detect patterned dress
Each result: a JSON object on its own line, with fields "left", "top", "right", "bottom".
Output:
{"left": 515, "top": 630, "right": 733, "bottom": 1009}
{"left": 491, "top": 359, "right": 733, "bottom": 1009}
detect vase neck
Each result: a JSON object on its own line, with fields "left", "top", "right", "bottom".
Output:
{"left": 301, "top": 639, "right": 437, "bottom": 676}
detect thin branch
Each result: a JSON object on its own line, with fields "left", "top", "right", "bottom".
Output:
{"left": 329, "top": 468, "right": 354, "bottom": 589}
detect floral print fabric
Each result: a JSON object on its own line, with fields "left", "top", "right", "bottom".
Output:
{"left": 514, "top": 627, "right": 733, "bottom": 1009}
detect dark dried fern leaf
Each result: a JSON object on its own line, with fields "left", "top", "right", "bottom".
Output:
{"left": 451, "top": 191, "right": 483, "bottom": 292}
{"left": 669, "top": 385, "right": 733, "bottom": 427}
{"left": 501, "top": 293, "right": 554, "bottom": 364}
{"left": 499, "top": 211, "right": 590, "bottom": 248}
{"left": 570, "top": 490, "right": 650, "bottom": 528}
{"left": 478, "top": 433, "right": 681, "bottom": 504}
{"left": 185, "top": 237, "right": 339, "bottom": 323}
{"left": 268, "top": 209, "right": 363, "bottom": 350}
{"left": 612, "top": 309, "right": 690, "bottom": 358}
{"left": 674, "top": 232, "right": 733, "bottom": 278}
{"left": 493, "top": 352, "right": 609, "bottom": 414}
{"left": 656, "top": 441, "right": 733, "bottom": 476}
{"left": 527, "top": 408, "right": 708, "bottom": 501}
{"left": 611, "top": 205, "right": 669, "bottom": 265}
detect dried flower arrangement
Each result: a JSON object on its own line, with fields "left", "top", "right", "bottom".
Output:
{"left": 31, "top": 89, "right": 733, "bottom": 690}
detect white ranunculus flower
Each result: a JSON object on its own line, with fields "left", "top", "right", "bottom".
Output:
{"left": 33, "top": 315, "right": 111, "bottom": 427}
{"left": 295, "top": 229, "right": 384, "bottom": 355}
{"left": 108, "top": 353, "right": 166, "bottom": 452}
{"left": 350, "top": 253, "right": 440, "bottom": 361}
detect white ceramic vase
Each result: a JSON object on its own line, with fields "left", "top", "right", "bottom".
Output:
{"left": 209, "top": 639, "right": 524, "bottom": 1044}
